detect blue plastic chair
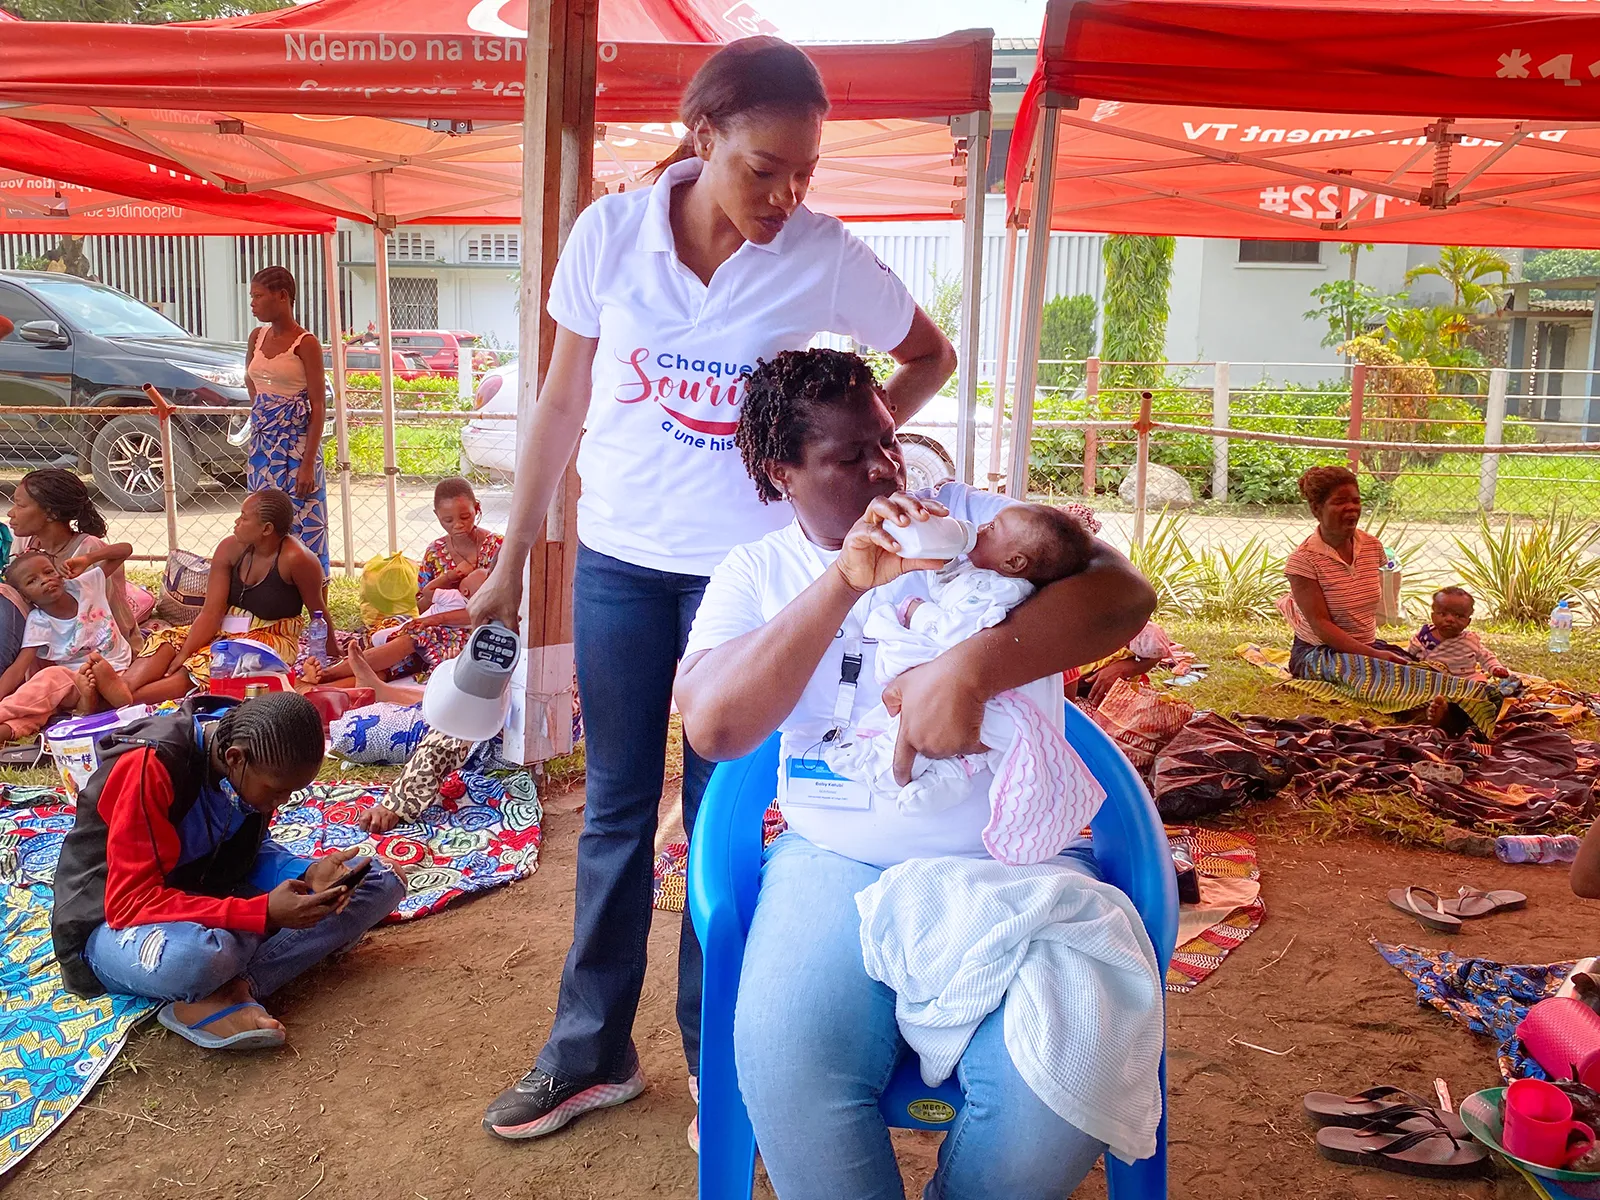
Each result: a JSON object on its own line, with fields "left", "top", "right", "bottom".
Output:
{"left": 689, "top": 702, "right": 1180, "bottom": 1200}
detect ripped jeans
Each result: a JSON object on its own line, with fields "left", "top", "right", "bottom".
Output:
{"left": 82, "top": 867, "right": 406, "bottom": 1003}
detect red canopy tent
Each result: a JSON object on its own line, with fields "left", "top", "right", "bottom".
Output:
{"left": 996, "top": 0, "right": 1600, "bottom": 491}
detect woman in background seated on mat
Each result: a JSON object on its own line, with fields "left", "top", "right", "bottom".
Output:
{"left": 1279, "top": 465, "right": 1499, "bottom": 736}
{"left": 121, "top": 489, "right": 333, "bottom": 703}
{"left": 673, "top": 349, "right": 1157, "bottom": 1200}
{"left": 302, "top": 476, "right": 503, "bottom": 686}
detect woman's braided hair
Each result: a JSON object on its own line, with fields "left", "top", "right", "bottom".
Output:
{"left": 213, "top": 692, "right": 325, "bottom": 773}
{"left": 250, "top": 488, "right": 296, "bottom": 538}
{"left": 251, "top": 265, "right": 297, "bottom": 306}
{"left": 19, "top": 468, "right": 108, "bottom": 537}
{"left": 736, "top": 348, "right": 882, "bottom": 504}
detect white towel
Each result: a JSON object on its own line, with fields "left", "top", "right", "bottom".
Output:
{"left": 856, "top": 856, "right": 1165, "bottom": 1164}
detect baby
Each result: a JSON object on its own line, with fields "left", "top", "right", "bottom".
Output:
{"left": 823, "top": 503, "right": 1105, "bottom": 866}
{"left": 1409, "top": 586, "right": 1509, "bottom": 680}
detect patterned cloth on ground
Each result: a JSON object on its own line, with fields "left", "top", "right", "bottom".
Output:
{"left": 1164, "top": 827, "right": 1266, "bottom": 994}
{"left": 1375, "top": 942, "right": 1572, "bottom": 1081}
{"left": 0, "top": 884, "right": 156, "bottom": 1177}
{"left": 1244, "top": 711, "right": 1598, "bottom": 831}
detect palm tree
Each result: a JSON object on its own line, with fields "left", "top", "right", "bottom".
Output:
{"left": 1404, "top": 246, "right": 1512, "bottom": 312}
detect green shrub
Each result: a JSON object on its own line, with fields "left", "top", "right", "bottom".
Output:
{"left": 1037, "top": 294, "right": 1097, "bottom": 391}
{"left": 1454, "top": 508, "right": 1600, "bottom": 625}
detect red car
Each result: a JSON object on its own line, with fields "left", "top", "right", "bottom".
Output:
{"left": 324, "top": 348, "right": 432, "bottom": 381}
{"left": 390, "top": 329, "right": 489, "bottom": 373}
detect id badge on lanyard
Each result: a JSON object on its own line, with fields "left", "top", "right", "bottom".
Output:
{"left": 783, "top": 620, "right": 874, "bottom": 811}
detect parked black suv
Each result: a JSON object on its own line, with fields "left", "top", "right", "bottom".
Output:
{"left": 0, "top": 270, "right": 251, "bottom": 511}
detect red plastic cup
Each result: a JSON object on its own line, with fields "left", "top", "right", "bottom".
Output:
{"left": 1504, "top": 1078, "right": 1597, "bottom": 1168}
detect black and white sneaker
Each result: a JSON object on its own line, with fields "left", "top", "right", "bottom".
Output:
{"left": 482, "top": 1065, "right": 646, "bottom": 1140}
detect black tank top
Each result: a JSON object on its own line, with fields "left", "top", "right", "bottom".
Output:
{"left": 228, "top": 546, "right": 304, "bottom": 621}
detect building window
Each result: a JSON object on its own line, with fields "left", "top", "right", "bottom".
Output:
{"left": 1238, "top": 240, "right": 1321, "bottom": 265}
{"left": 389, "top": 277, "right": 439, "bottom": 327}
{"left": 986, "top": 128, "right": 1012, "bottom": 194}
{"left": 465, "top": 231, "right": 520, "bottom": 263}
{"left": 389, "top": 231, "right": 438, "bottom": 262}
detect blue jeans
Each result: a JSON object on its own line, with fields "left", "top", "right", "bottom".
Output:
{"left": 735, "top": 834, "right": 1108, "bottom": 1200}
{"left": 83, "top": 866, "right": 405, "bottom": 1002}
{"left": 537, "top": 543, "right": 714, "bottom": 1084}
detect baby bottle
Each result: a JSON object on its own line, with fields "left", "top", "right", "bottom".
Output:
{"left": 886, "top": 516, "right": 978, "bottom": 561}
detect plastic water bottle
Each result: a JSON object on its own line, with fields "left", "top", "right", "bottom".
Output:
{"left": 306, "top": 611, "right": 331, "bottom": 667}
{"left": 1496, "top": 833, "right": 1582, "bottom": 864}
{"left": 1550, "top": 600, "right": 1574, "bottom": 654}
{"left": 886, "top": 516, "right": 978, "bottom": 561}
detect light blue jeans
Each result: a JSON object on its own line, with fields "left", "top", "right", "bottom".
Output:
{"left": 84, "top": 866, "right": 406, "bottom": 1003}
{"left": 733, "top": 833, "right": 1108, "bottom": 1200}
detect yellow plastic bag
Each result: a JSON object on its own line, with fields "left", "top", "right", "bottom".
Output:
{"left": 360, "top": 552, "right": 419, "bottom": 628}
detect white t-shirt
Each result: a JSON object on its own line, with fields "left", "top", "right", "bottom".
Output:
{"left": 683, "top": 483, "right": 1067, "bottom": 869}
{"left": 21, "top": 565, "right": 132, "bottom": 671}
{"left": 548, "top": 158, "right": 919, "bottom": 577}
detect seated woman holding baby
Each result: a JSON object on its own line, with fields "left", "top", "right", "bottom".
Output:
{"left": 673, "top": 349, "right": 1166, "bottom": 1199}
{"left": 120, "top": 489, "right": 331, "bottom": 705}
{"left": 1281, "top": 465, "right": 1500, "bottom": 735}
{"left": 303, "top": 477, "right": 502, "bottom": 685}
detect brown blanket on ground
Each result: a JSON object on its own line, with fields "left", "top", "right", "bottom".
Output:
{"left": 1154, "top": 710, "right": 1599, "bottom": 830}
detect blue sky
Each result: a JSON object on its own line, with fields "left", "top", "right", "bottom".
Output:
{"left": 751, "top": 0, "right": 1045, "bottom": 41}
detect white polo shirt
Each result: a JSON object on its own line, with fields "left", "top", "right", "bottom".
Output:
{"left": 548, "top": 158, "right": 919, "bottom": 577}
{"left": 683, "top": 483, "right": 1068, "bottom": 869}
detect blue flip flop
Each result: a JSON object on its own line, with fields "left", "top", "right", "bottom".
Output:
{"left": 157, "top": 1000, "right": 286, "bottom": 1051}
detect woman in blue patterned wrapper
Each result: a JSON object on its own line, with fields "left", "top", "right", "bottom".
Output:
{"left": 245, "top": 267, "right": 329, "bottom": 572}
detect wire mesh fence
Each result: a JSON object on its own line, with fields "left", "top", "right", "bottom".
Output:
{"left": 1016, "top": 357, "right": 1600, "bottom": 613}
{"left": 0, "top": 362, "right": 512, "bottom": 577}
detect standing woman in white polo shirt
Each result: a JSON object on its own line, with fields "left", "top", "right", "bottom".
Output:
{"left": 472, "top": 37, "right": 956, "bottom": 1142}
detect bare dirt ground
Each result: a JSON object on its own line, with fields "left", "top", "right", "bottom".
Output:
{"left": 8, "top": 777, "right": 1587, "bottom": 1200}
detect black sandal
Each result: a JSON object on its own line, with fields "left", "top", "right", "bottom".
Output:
{"left": 1303, "top": 1086, "right": 1467, "bottom": 1137}
{"left": 1317, "top": 1122, "right": 1489, "bottom": 1179}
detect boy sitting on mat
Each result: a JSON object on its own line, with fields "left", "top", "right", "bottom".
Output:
{"left": 51, "top": 692, "right": 405, "bottom": 1050}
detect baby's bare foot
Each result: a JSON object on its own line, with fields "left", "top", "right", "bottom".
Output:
{"left": 299, "top": 658, "right": 325, "bottom": 685}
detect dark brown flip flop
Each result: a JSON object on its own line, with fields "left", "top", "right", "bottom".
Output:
{"left": 1440, "top": 886, "right": 1528, "bottom": 919}
{"left": 1303, "top": 1086, "right": 1467, "bottom": 1137}
{"left": 1316, "top": 1123, "right": 1489, "bottom": 1179}
{"left": 1387, "top": 886, "right": 1463, "bottom": 934}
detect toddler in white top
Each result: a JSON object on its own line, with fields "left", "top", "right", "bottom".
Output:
{"left": 823, "top": 503, "right": 1106, "bottom": 865}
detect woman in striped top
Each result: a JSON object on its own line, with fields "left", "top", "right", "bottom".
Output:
{"left": 1278, "top": 466, "right": 1500, "bottom": 736}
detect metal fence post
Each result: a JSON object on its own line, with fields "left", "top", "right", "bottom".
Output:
{"left": 1131, "top": 389, "right": 1153, "bottom": 551}
{"left": 457, "top": 349, "right": 473, "bottom": 406}
{"left": 1082, "top": 355, "right": 1100, "bottom": 497}
{"left": 141, "top": 384, "right": 179, "bottom": 555}
{"left": 1347, "top": 361, "right": 1367, "bottom": 473}
{"left": 321, "top": 231, "right": 356, "bottom": 577}
{"left": 1480, "top": 366, "right": 1508, "bottom": 512}
{"left": 1211, "top": 360, "right": 1230, "bottom": 502}
{"left": 372, "top": 179, "right": 400, "bottom": 556}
